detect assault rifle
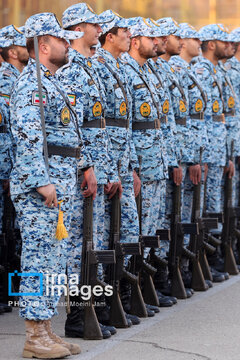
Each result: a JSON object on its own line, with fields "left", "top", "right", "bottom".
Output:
{"left": 221, "top": 141, "right": 239, "bottom": 275}
{"left": 134, "top": 156, "right": 161, "bottom": 308}
{"left": 169, "top": 166, "right": 199, "bottom": 299}
{"left": 81, "top": 195, "right": 116, "bottom": 339}
{"left": 189, "top": 148, "right": 218, "bottom": 289}
{"left": 108, "top": 189, "right": 143, "bottom": 325}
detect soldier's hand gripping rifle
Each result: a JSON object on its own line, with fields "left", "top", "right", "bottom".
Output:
{"left": 221, "top": 140, "right": 239, "bottom": 275}
{"left": 133, "top": 156, "right": 161, "bottom": 308}
{"left": 189, "top": 147, "right": 217, "bottom": 289}
{"left": 169, "top": 161, "right": 199, "bottom": 299}
{"left": 81, "top": 195, "right": 116, "bottom": 340}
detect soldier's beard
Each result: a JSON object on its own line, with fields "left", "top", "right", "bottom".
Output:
{"left": 50, "top": 54, "right": 69, "bottom": 68}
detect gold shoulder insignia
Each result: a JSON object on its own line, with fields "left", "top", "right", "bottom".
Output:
{"left": 97, "top": 56, "right": 105, "bottom": 64}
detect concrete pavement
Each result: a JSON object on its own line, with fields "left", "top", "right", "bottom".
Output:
{"left": 1, "top": 275, "right": 240, "bottom": 360}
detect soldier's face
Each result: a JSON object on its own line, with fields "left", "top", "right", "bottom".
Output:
{"left": 214, "top": 40, "right": 228, "bottom": 60}
{"left": 15, "top": 45, "right": 29, "bottom": 66}
{"left": 48, "top": 37, "right": 70, "bottom": 68}
{"left": 184, "top": 38, "right": 202, "bottom": 58}
{"left": 81, "top": 23, "right": 102, "bottom": 46}
{"left": 166, "top": 35, "right": 182, "bottom": 56}
{"left": 112, "top": 28, "right": 131, "bottom": 53}
{"left": 224, "top": 42, "right": 236, "bottom": 59}
{"left": 138, "top": 36, "right": 158, "bottom": 59}
{"left": 156, "top": 36, "right": 167, "bottom": 56}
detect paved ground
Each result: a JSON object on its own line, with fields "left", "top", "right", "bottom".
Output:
{"left": 1, "top": 275, "right": 240, "bottom": 360}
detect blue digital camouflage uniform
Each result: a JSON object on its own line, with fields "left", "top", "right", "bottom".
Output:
{"left": 218, "top": 59, "right": 240, "bottom": 208}
{"left": 60, "top": 5, "right": 118, "bottom": 280}
{"left": 58, "top": 48, "right": 118, "bottom": 279}
{"left": 0, "top": 25, "right": 26, "bottom": 232}
{"left": 193, "top": 24, "right": 229, "bottom": 214}
{"left": 0, "top": 97, "right": 11, "bottom": 232}
{"left": 10, "top": 13, "right": 90, "bottom": 320}
{"left": 122, "top": 18, "right": 167, "bottom": 253}
{"left": 93, "top": 44, "right": 140, "bottom": 248}
{"left": 227, "top": 28, "right": 240, "bottom": 205}
{"left": 170, "top": 24, "right": 211, "bottom": 247}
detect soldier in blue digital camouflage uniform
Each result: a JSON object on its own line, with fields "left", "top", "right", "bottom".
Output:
{"left": 0, "top": 25, "right": 28, "bottom": 235}
{"left": 93, "top": 9, "right": 139, "bottom": 253}
{"left": 59, "top": 3, "right": 119, "bottom": 339}
{"left": 10, "top": 12, "right": 96, "bottom": 358}
{"left": 194, "top": 24, "right": 234, "bottom": 214}
{"left": 193, "top": 24, "right": 234, "bottom": 280}
{"left": 123, "top": 17, "right": 167, "bottom": 244}
{"left": 145, "top": 18, "right": 178, "bottom": 230}
{"left": 170, "top": 23, "right": 211, "bottom": 244}
{"left": 227, "top": 28, "right": 240, "bottom": 206}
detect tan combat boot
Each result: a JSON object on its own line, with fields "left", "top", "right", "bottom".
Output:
{"left": 44, "top": 319, "right": 81, "bottom": 355}
{"left": 22, "top": 320, "right": 71, "bottom": 359}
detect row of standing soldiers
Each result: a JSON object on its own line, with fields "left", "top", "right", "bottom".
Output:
{"left": 1, "top": 3, "right": 240, "bottom": 359}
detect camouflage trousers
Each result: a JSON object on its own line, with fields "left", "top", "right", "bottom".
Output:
{"left": 140, "top": 180, "right": 164, "bottom": 257}
{"left": 206, "top": 164, "right": 224, "bottom": 213}
{"left": 67, "top": 182, "right": 105, "bottom": 281}
{"left": 13, "top": 190, "right": 73, "bottom": 320}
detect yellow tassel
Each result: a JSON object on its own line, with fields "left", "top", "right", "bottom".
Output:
{"left": 55, "top": 200, "right": 68, "bottom": 241}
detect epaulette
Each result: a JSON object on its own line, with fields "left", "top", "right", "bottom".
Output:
{"left": 0, "top": 93, "right": 10, "bottom": 105}
{"left": 97, "top": 56, "right": 105, "bottom": 64}
{"left": 173, "top": 65, "right": 182, "bottom": 72}
{"left": 2, "top": 70, "right": 13, "bottom": 77}
{"left": 195, "top": 68, "right": 204, "bottom": 74}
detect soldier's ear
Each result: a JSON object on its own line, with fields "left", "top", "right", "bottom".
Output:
{"left": 208, "top": 40, "right": 216, "bottom": 51}
{"left": 8, "top": 47, "right": 18, "bottom": 60}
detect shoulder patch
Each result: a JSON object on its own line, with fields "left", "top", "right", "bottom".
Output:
{"left": 67, "top": 94, "right": 76, "bottom": 106}
{"left": 3, "top": 70, "right": 13, "bottom": 77}
{"left": 97, "top": 56, "right": 105, "bottom": 64}
{"left": 133, "top": 83, "right": 146, "bottom": 90}
{"left": 155, "top": 82, "right": 162, "bottom": 89}
{"left": 88, "top": 79, "right": 95, "bottom": 86}
{"left": 32, "top": 91, "right": 47, "bottom": 106}
{"left": 196, "top": 68, "right": 204, "bottom": 74}
{"left": 0, "top": 93, "right": 10, "bottom": 106}
{"left": 188, "top": 83, "right": 196, "bottom": 90}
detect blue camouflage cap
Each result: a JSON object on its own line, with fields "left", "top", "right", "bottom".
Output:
{"left": 62, "top": 3, "right": 112, "bottom": 29}
{"left": 0, "top": 25, "right": 26, "bottom": 48}
{"left": 155, "top": 17, "right": 180, "bottom": 37}
{"left": 145, "top": 18, "right": 166, "bottom": 37}
{"left": 198, "top": 24, "right": 229, "bottom": 41}
{"left": 228, "top": 28, "right": 240, "bottom": 42}
{"left": 25, "top": 13, "right": 83, "bottom": 40}
{"left": 99, "top": 10, "right": 130, "bottom": 35}
{"left": 178, "top": 23, "right": 200, "bottom": 39}
{"left": 129, "top": 17, "right": 163, "bottom": 38}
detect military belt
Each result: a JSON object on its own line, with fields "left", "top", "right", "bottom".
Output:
{"left": 212, "top": 114, "right": 225, "bottom": 123}
{"left": 160, "top": 115, "right": 168, "bottom": 124}
{"left": 105, "top": 118, "right": 129, "bottom": 129}
{"left": 132, "top": 119, "right": 161, "bottom": 130}
{"left": 82, "top": 118, "right": 106, "bottom": 129}
{"left": 0, "top": 125, "right": 7, "bottom": 133}
{"left": 190, "top": 112, "right": 204, "bottom": 120}
{"left": 47, "top": 144, "right": 81, "bottom": 159}
{"left": 224, "top": 110, "right": 236, "bottom": 117}
{"left": 175, "top": 117, "right": 187, "bottom": 126}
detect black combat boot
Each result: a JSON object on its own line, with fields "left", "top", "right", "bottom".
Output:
{"left": 65, "top": 297, "right": 113, "bottom": 339}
